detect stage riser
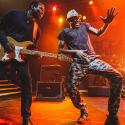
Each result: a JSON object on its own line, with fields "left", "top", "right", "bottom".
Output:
{"left": 0, "top": 80, "right": 20, "bottom": 99}
{"left": 0, "top": 88, "right": 20, "bottom": 94}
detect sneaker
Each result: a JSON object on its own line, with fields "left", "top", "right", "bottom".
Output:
{"left": 77, "top": 103, "right": 88, "bottom": 124}
{"left": 77, "top": 116, "right": 86, "bottom": 124}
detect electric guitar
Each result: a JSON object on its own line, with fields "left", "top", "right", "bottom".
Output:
{"left": 0, "top": 36, "right": 99, "bottom": 63}
{"left": 0, "top": 36, "right": 74, "bottom": 62}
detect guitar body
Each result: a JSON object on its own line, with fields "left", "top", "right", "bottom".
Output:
{"left": 0, "top": 36, "right": 33, "bottom": 62}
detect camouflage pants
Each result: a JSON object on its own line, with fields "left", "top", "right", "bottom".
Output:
{"left": 66, "top": 58, "right": 123, "bottom": 115}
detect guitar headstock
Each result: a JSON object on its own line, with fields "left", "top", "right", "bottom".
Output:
{"left": 23, "top": 42, "right": 33, "bottom": 48}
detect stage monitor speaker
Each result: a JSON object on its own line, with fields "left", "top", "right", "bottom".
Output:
{"left": 36, "top": 81, "right": 64, "bottom": 101}
{"left": 88, "top": 86, "right": 110, "bottom": 97}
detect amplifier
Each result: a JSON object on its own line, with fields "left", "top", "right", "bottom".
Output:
{"left": 36, "top": 81, "right": 64, "bottom": 101}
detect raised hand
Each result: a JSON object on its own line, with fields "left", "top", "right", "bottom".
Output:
{"left": 100, "top": 7, "right": 118, "bottom": 24}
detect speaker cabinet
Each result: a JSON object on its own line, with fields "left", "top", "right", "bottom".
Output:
{"left": 88, "top": 86, "right": 110, "bottom": 97}
{"left": 36, "top": 81, "right": 64, "bottom": 101}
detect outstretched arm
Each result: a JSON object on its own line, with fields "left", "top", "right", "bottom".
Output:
{"left": 88, "top": 7, "right": 118, "bottom": 36}
{"left": 58, "top": 40, "right": 86, "bottom": 54}
{"left": 58, "top": 40, "right": 89, "bottom": 59}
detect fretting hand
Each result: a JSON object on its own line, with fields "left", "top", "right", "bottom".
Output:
{"left": 4, "top": 42, "right": 15, "bottom": 53}
{"left": 100, "top": 7, "right": 118, "bottom": 24}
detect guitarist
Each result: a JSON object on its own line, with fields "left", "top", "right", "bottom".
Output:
{"left": 0, "top": 0, "right": 45, "bottom": 125}
{"left": 58, "top": 8, "right": 123, "bottom": 124}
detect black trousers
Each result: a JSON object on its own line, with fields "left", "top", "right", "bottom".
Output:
{"left": 0, "top": 60, "right": 32, "bottom": 117}
{"left": 67, "top": 58, "right": 123, "bottom": 115}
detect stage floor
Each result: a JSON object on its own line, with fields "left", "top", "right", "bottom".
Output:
{"left": 0, "top": 97, "right": 125, "bottom": 125}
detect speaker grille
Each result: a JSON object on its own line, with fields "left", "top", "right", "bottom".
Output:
{"left": 36, "top": 81, "right": 64, "bottom": 101}
{"left": 38, "top": 83, "right": 60, "bottom": 97}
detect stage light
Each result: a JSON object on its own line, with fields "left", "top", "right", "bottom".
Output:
{"left": 52, "top": 6, "right": 57, "bottom": 12}
{"left": 58, "top": 17, "right": 63, "bottom": 23}
{"left": 89, "top": 0, "right": 94, "bottom": 5}
{"left": 83, "top": 16, "right": 87, "bottom": 20}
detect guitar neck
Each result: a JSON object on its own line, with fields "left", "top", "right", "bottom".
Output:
{"left": 21, "top": 49, "right": 73, "bottom": 62}
{"left": 21, "top": 49, "right": 58, "bottom": 58}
